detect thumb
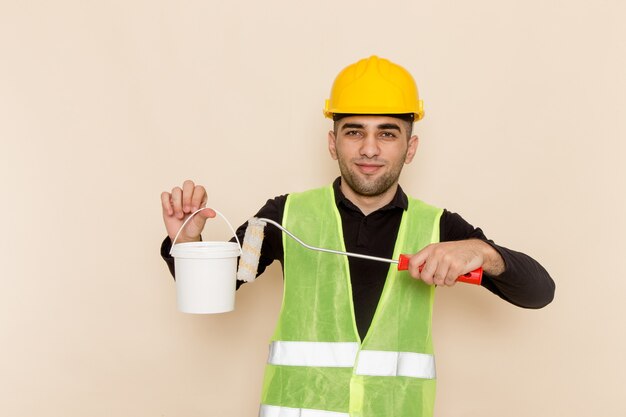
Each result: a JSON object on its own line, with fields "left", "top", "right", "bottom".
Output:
{"left": 407, "top": 245, "right": 432, "bottom": 279}
{"left": 172, "top": 207, "right": 217, "bottom": 243}
{"left": 188, "top": 207, "right": 217, "bottom": 232}
{"left": 195, "top": 207, "right": 217, "bottom": 219}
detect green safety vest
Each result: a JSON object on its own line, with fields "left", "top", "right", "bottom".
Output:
{"left": 260, "top": 185, "right": 443, "bottom": 417}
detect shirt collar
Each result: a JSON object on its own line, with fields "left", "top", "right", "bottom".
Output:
{"left": 332, "top": 177, "right": 409, "bottom": 213}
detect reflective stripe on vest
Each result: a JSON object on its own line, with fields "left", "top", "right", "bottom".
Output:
{"left": 267, "top": 341, "right": 435, "bottom": 379}
{"left": 268, "top": 341, "right": 359, "bottom": 367}
{"left": 355, "top": 350, "right": 436, "bottom": 379}
{"left": 260, "top": 404, "right": 350, "bottom": 417}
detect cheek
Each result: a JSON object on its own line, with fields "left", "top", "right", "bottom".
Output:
{"left": 335, "top": 140, "right": 357, "bottom": 157}
{"left": 383, "top": 142, "right": 408, "bottom": 158}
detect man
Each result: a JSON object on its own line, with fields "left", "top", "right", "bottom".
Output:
{"left": 161, "top": 56, "right": 555, "bottom": 417}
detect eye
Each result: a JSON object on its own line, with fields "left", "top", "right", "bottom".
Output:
{"left": 345, "top": 130, "right": 362, "bottom": 137}
{"left": 380, "top": 131, "right": 398, "bottom": 139}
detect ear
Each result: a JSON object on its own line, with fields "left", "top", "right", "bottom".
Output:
{"left": 328, "top": 130, "right": 339, "bottom": 160}
{"left": 404, "top": 134, "right": 419, "bottom": 164}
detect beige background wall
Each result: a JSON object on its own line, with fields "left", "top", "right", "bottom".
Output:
{"left": 1, "top": 0, "right": 624, "bottom": 416}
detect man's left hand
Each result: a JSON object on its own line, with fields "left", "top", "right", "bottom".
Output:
{"left": 406, "top": 239, "right": 505, "bottom": 286}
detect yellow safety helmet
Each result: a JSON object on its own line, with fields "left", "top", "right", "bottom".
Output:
{"left": 323, "top": 55, "right": 424, "bottom": 121}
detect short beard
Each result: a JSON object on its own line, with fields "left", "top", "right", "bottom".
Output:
{"left": 337, "top": 153, "right": 407, "bottom": 197}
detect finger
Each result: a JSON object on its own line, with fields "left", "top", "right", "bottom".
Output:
{"left": 182, "top": 180, "right": 195, "bottom": 212}
{"left": 432, "top": 263, "right": 450, "bottom": 286}
{"left": 444, "top": 273, "right": 458, "bottom": 287}
{"left": 191, "top": 185, "right": 207, "bottom": 212}
{"left": 160, "top": 192, "right": 174, "bottom": 217}
{"left": 170, "top": 187, "right": 184, "bottom": 219}
{"left": 406, "top": 254, "right": 422, "bottom": 279}
{"left": 433, "top": 253, "right": 452, "bottom": 286}
{"left": 429, "top": 262, "right": 450, "bottom": 286}
{"left": 419, "top": 259, "right": 438, "bottom": 286}
{"left": 444, "top": 260, "right": 464, "bottom": 287}
{"left": 408, "top": 245, "right": 432, "bottom": 276}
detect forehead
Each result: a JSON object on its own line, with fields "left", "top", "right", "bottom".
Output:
{"left": 335, "top": 115, "right": 407, "bottom": 131}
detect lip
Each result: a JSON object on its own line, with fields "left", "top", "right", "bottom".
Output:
{"left": 355, "top": 163, "right": 384, "bottom": 174}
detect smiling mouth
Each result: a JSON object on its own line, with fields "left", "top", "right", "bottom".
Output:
{"left": 355, "top": 163, "right": 384, "bottom": 174}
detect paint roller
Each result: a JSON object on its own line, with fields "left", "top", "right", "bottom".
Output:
{"left": 237, "top": 217, "right": 482, "bottom": 285}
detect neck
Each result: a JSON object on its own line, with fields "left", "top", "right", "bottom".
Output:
{"left": 340, "top": 179, "right": 399, "bottom": 216}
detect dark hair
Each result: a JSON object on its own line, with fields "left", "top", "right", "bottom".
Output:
{"left": 332, "top": 113, "right": 414, "bottom": 138}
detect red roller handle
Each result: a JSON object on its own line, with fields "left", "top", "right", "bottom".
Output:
{"left": 397, "top": 254, "right": 483, "bottom": 285}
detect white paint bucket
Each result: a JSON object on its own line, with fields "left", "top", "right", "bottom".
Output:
{"left": 170, "top": 209, "right": 242, "bottom": 314}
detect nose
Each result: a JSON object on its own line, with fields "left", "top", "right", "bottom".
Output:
{"left": 359, "top": 134, "right": 380, "bottom": 158}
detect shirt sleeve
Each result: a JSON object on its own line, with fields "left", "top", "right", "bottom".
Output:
{"left": 160, "top": 195, "right": 288, "bottom": 289}
{"left": 440, "top": 210, "right": 555, "bottom": 308}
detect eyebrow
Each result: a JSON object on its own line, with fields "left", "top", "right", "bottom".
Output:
{"left": 341, "top": 123, "right": 365, "bottom": 130}
{"left": 340, "top": 123, "right": 402, "bottom": 132}
{"left": 377, "top": 123, "right": 402, "bottom": 132}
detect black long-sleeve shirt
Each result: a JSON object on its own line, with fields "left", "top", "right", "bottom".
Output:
{"left": 162, "top": 178, "right": 555, "bottom": 340}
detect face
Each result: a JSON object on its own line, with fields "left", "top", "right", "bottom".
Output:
{"left": 328, "top": 115, "right": 418, "bottom": 197}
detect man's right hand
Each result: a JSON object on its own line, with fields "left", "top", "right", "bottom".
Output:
{"left": 161, "top": 180, "right": 215, "bottom": 244}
